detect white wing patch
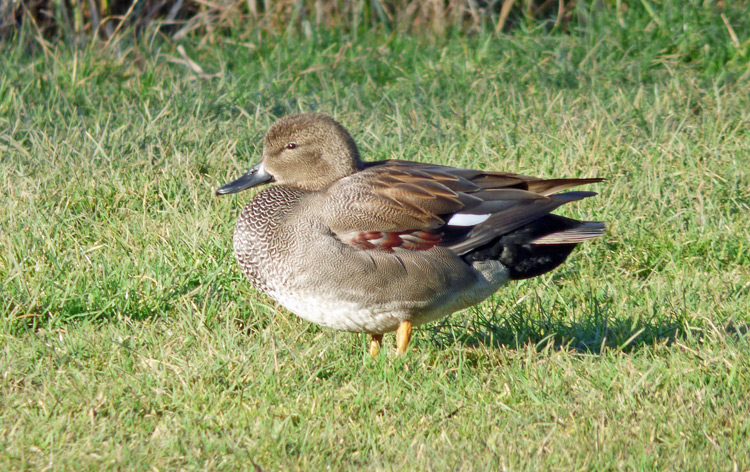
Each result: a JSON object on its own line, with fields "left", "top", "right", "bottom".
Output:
{"left": 446, "top": 213, "right": 490, "bottom": 227}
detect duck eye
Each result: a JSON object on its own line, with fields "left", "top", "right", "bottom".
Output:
{"left": 286, "top": 143, "right": 297, "bottom": 150}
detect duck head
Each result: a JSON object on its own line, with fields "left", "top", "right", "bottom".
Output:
{"left": 216, "top": 113, "right": 362, "bottom": 195}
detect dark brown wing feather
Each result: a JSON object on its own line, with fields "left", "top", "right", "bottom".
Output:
{"left": 364, "top": 160, "right": 604, "bottom": 195}
{"left": 322, "top": 165, "right": 479, "bottom": 233}
{"left": 327, "top": 160, "right": 603, "bottom": 253}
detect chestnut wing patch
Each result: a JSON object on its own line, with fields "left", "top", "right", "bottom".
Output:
{"left": 345, "top": 229, "right": 443, "bottom": 252}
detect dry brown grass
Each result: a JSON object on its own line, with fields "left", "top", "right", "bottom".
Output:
{"left": 2, "top": 0, "right": 586, "bottom": 40}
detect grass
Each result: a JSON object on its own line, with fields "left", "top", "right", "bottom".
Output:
{"left": 2, "top": 4, "right": 750, "bottom": 470}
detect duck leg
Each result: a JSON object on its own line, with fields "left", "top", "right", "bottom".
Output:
{"left": 396, "top": 320, "right": 412, "bottom": 354}
{"left": 369, "top": 334, "right": 383, "bottom": 357}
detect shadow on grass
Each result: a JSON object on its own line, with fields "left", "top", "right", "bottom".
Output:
{"left": 425, "top": 293, "right": 689, "bottom": 354}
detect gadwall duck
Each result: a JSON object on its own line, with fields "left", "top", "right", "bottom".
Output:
{"left": 217, "top": 113, "right": 604, "bottom": 355}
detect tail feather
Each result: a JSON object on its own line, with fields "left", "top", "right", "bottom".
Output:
{"left": 530, "top": 221, "right": 605, "bottom": 245}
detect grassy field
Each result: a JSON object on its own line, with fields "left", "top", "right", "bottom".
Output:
{"left": 2, "top": 3, "right": 750, "bottom": 470}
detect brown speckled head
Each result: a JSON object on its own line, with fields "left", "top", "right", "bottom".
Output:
{"left": 261, "top": 113, "right": 362, "bottom": 191}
